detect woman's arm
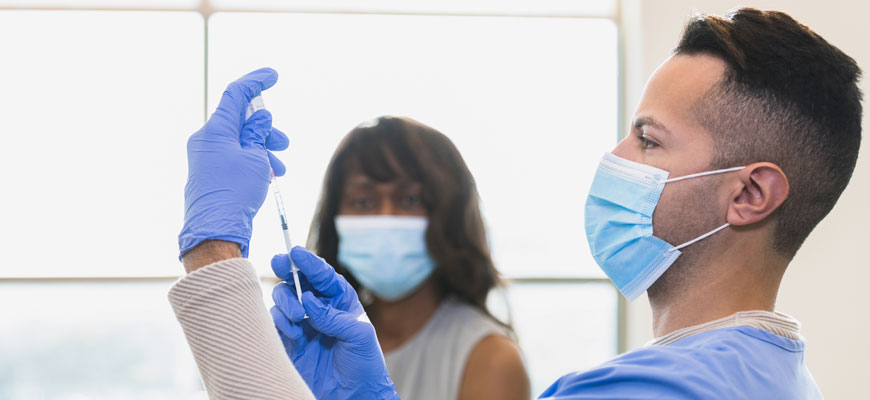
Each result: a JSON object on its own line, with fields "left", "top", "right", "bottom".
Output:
{"left": 458, "top": 335, "right": 531, "bottom": 400}
{"left": 170, "top": 241, "right": 315, "bottom": 400}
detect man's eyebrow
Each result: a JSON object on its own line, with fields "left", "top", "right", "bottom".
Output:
{"left": 633, "top": 116, "right": 672, "bottom": 135}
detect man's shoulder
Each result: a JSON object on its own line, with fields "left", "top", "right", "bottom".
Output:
{"left": 537, "top": 326, "right": 815, "bottom": 399}
{"left": 537, "top": 342, "right": 723, "bottom": 399}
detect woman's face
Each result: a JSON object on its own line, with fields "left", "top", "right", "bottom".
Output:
{"left": 338, "top": 171, "right": 426, "bottom": 217}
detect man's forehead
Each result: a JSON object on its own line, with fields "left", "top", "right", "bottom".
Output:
{"left": 634, "top": 54, "right": 727, "bottom": 132}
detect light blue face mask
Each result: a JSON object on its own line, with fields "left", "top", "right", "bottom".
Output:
{"left": 584, "top": 153, "right": 745, "bottom": 301}
{"left": 336, "top": 215, "right": 435, "bottom": 301}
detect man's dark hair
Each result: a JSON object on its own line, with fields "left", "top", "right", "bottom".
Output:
{"left": 675, "top": 8, "right": 863, "bottom": 257}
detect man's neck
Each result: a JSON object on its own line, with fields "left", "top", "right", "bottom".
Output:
{"left": 647, "top": 245, "right": 787, "bottom": 338}
{"left": 369, "top": 279, "right": 443, "bottom": 353}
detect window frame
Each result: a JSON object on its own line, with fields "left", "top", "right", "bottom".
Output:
{"left": 0, "top": 0, "right": 628, "bottom": 355}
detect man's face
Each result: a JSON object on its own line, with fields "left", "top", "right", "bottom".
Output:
{"left": 612, "top": 54, "right": 731, "bottom": 257}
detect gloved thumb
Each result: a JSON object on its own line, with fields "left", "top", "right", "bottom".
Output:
{"left": 240, "top": 109, "right": 272, "bottom": 149}
{"left": 301, "top": 292, "right": 363, "bottom": 342}
{"left": 268, "top": 151, "right": 286, "bottom": 177}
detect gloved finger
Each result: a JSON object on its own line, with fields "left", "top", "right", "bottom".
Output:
{"left": 266, "top": 127, "right": 289, "bottom": 151}
{"left": 272, "top": 282, "right": 307, "bottom": 322}
{"left": 291, "top": 246, "right": 362, "bottom": 314}
{"left": 276, "top": 330, "right": 297, "bottom": 359}
{"left": 271, "top": 254, "right": 312, "bottom": 290}
{"left": 272, "top": 307, "right": 302, "bottom": 351}
{"left": 214, "top": 67, "right": 278, "bottom": 127}
{"left": 240, "top": 109, "right": 272, "bottom": 149}
{"left": 271, "top": 306, "right": 304, "bottom": 352}
{"left": 301, "top": 291, "right": 362, "bottom": 342}
{"left": 268, "top": 151, "right": 286, "bottom": 177}
{"left": 290, "top": 246, "right": 355, "bottom": 300}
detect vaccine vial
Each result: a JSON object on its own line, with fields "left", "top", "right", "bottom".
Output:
{"left": 245, "top": 95, "right": 265, "bottom": 120}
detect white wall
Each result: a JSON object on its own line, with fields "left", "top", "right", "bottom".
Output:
{"left": 620, "top": 1, "right": 870, "bottom": 398}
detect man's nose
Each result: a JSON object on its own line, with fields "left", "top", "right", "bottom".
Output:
{"left": 611, "top": 135, "right": 641, "bottom": 162}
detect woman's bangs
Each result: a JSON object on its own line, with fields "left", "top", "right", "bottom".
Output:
{"left": 349, "top": 129, "right": 424, "bottom": 183}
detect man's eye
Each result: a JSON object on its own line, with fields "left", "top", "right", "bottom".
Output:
{"left": 638, "top": 135, "right": 658, "bottom": 149}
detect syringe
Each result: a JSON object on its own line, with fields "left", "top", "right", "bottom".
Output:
{"left": 246, "top": 94, "right": 305, "bottom": 311}
{"left": 271, "top": 171, "right": 305, "bottom": 311}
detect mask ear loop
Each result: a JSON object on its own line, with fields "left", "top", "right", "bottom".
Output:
{"left": 662, "top": 166, "right": 745, "bottom": 183}
{"left": 669, "top": 223, "right": 731, "bottom": 252}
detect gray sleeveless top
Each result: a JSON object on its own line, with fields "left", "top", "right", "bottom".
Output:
{"left": 383, "top": 297, "right": 513, "bottom": 400}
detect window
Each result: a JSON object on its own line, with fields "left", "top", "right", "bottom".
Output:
{"left": 0, "top": 10, "right": 203, "bottom": 278}
{"left": 0, "top": 9, "right": 206, "bottom": 399}
{"left": 1, "top": 2, "right": 620, "bottom": 398}
{"left": 0, "top": 281, "right": 202, "bottom": 399}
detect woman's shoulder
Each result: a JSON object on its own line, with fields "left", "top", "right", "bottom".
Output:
{"left": 445, "top": 298, "right": 530, "bottom": 399}
{"left": 460, "top": 334, "right": 529, "bottom": 399}
{"left": 435, "top": 297, "right": 512, "bottom": 339}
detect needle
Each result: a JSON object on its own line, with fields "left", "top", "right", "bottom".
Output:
{"left": 271, "top": 171, "right": 306, "bottom": 316}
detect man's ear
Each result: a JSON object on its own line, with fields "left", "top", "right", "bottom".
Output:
{"left": 727, "top": 162, "right": 789, "bottom": 227}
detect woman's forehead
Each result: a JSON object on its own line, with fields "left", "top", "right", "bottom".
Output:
{"left": 344, "top": 172, "right": 420, "bottom": 187}
{"left": 345, "top": 145, "right": 420, "bottom": 181}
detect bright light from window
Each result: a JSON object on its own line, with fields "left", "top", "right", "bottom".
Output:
{"left": 1, "top": 7, "right": 622, "bottom": 399}
{"left": 210, "top": 0, "right": 616, "bottom": 17}
{"left": 0, "top": 0, "right": 200, "bottom": 7}
{"left": 0, "top": 281, "right": 203, "bottom": 399}
{"left": 507, "top": 282, "right": 618, "bottom": 396}
{"left": 208, "top": 12, "right": 618, "bottom": 278}
{"left": 0, "top": 11, "right": 203, "bottom": 277}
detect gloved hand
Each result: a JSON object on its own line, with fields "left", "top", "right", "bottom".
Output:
{"left": 271, "top": 246, "right": 401, "bottom": 400}
{"left": 178, "top": 67, "right": 289, "bottom": 258}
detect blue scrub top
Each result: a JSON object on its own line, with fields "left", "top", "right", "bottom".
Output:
{"left": 539, "top": 326, "right": 822, "bottom": 399}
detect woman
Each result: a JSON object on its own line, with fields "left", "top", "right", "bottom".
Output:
{"left": 303, "top": 116, "right": 529, "bottom": 400}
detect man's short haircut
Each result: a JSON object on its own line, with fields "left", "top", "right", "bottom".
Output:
{"left": 675, "top": 8, "right": 863, "bottom": 257}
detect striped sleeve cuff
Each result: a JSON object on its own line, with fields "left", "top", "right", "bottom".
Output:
{"left": 169, "top": 258, "right": 315, "bottom": 400}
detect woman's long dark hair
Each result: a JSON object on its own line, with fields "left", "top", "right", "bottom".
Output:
{"left": 307, "top": 116, "right": 503, "bottom": 318}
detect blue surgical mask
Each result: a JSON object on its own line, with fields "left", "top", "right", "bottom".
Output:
{"left": 584, "top": 153, "right": 744, "bottom": 301}
{"left": 335, "top": 215, "right": 435, "bottom": 301}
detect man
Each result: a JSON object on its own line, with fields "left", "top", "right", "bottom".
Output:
{"left": 171, "top": 8, "right": 861, "bottom": 400}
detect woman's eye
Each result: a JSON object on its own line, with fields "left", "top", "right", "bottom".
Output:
{"left": 352, "top": 197, "right": 374, "bottom": 209}
{"left": 401, "top": 195, "right": 422, "bottom": 208}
